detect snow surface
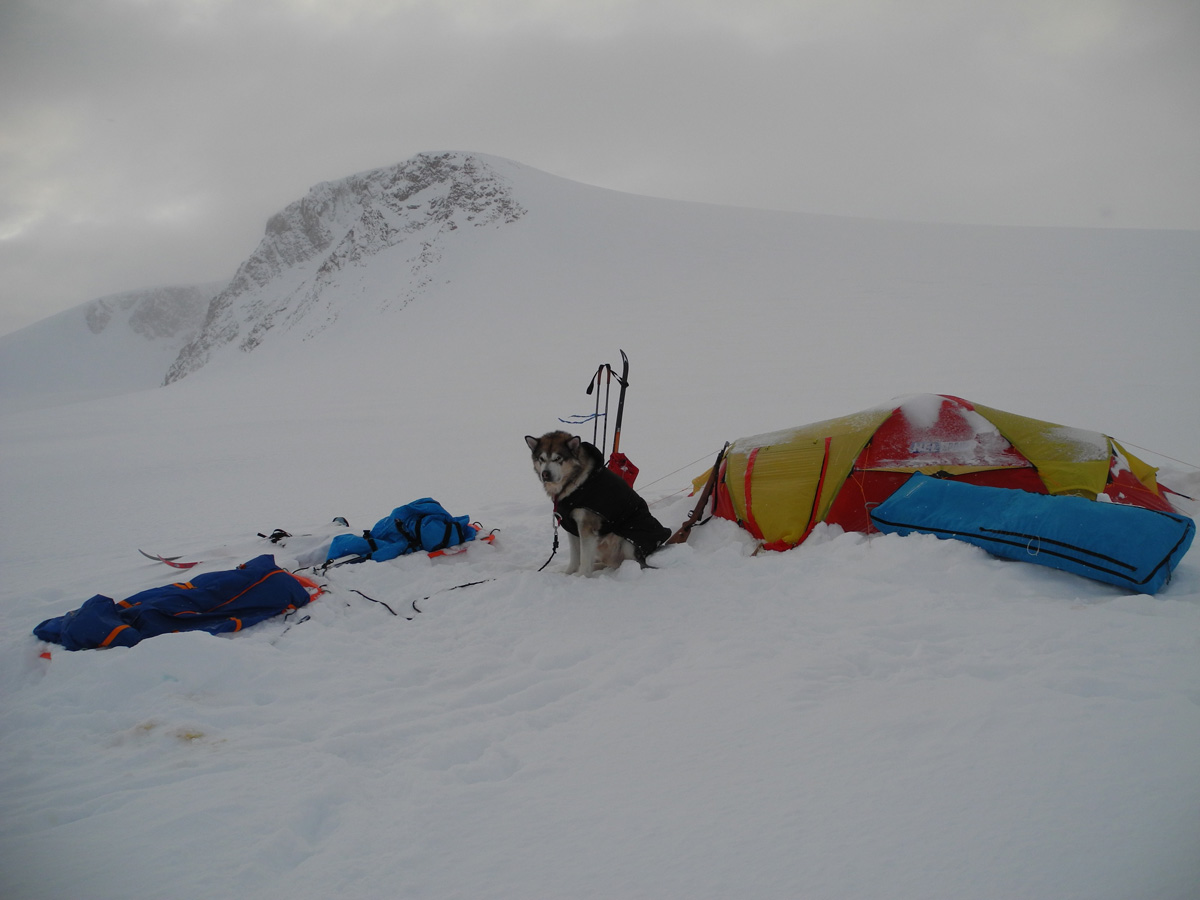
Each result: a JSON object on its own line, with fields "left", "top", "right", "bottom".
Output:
{"left": 2, "top": 155, "right": 1199, "bottom": 900}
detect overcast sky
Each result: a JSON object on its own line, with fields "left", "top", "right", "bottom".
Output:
{"left": 2, "top": 0, "right": 1198, "bottom": 335}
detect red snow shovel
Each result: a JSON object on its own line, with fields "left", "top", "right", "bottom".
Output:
{"left": 604, "top": 350, "right": 638, "bottom": 486}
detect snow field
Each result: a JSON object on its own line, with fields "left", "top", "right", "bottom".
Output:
{"left": 3, "top": 490, "right": 1198, "bottom": 899}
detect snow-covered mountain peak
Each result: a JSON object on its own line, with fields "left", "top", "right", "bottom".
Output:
{"left": 165, "top": 152, "right": 527, "bottom": 382}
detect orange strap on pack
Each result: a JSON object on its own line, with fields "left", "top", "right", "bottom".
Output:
{"left": 288, "top": 571, "right": 326, "bottom": 602}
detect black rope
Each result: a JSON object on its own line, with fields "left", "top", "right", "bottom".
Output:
{"left": 408, "top": 579, "right": 495, "bottom": 619}
{"left": 272, "top": 610, "right": 311, "bottom": 643}
{"left": 345, "top": 579, "right": 497, "bottom": 621}
{"left": 347, "top": 588, "right": 399, "bottom": 616}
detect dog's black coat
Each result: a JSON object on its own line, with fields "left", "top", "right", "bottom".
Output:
{"left": 554, "top": 441, "right": 671, "bottom": 559}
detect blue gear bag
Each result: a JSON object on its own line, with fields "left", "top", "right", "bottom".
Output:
{"left": 325, "top": 498, "right": 476, "bottom": 564}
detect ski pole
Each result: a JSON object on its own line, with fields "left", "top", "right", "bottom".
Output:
{"left": 601, "top": 363, "right": 612, "bottom": 455}
{"left": 585, "top": 363, "right": 605, "bottom": 446}
{"left": 610, "top": 350, "right": 630, "bottom": 457}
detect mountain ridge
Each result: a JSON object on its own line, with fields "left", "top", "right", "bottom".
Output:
{"left": 165, "top": 152, "right": 528, "bottom": 382}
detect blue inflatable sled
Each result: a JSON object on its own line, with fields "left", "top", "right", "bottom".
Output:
{"left": 869, "top": 474, "right": 1195, "bottom": 594}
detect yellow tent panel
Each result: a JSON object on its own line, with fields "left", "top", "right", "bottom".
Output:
{"left": 704, "top": 394, "right": 1172, "bottom": 549}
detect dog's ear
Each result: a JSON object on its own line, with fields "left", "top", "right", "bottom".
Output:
{"left": 568, "top": 435, "right": 581, "bottom": 452}
{"left": 525, "top": 435, "right": 539, "bottom": 451}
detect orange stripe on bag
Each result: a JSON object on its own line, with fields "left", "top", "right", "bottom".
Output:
{"left": 207, "top": 569, "right": 285, "bottom": 612}
{"left": 100, "top": 624, "right": 131, "bottom": 648}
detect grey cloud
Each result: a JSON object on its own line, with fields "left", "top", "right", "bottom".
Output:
{"left": 1, "top": 0, "right": 1198, "bottom": 334}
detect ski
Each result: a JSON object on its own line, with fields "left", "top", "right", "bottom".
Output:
{"left": 427, "top": 530, "right": 497, "bottom": 558}
{"left": 139, "top": 549, "right": 201, "bottom": 569}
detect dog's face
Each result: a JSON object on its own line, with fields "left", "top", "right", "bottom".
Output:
{"left": 525, "top": 431, "right": 583, "bottom": 497}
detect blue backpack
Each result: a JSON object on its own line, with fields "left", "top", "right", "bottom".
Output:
{"left": 325, "top": 498, "right": 476, "bottom": 564}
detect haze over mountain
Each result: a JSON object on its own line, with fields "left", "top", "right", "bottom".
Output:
{"left": 3, "top": 151, "right": 1197, "bottom": 465}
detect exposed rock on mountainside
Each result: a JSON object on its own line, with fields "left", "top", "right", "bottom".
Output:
{"left": 83, "top": 285, "right": 213, "bottom": 340}
{"left": 165, "top": 152, "right": 526, "bottom": 383}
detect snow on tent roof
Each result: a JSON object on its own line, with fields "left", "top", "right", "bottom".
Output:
{"left": 703, "top": 394, "right": 1178, "bottom": 551}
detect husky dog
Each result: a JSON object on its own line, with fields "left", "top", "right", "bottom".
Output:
{"left": 525, "top": 431, "right": 672, "bottom": 576}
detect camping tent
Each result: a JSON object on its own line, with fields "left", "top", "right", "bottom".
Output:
{"left": 703, "top": 394, "right": 1180, "bottom": 551}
